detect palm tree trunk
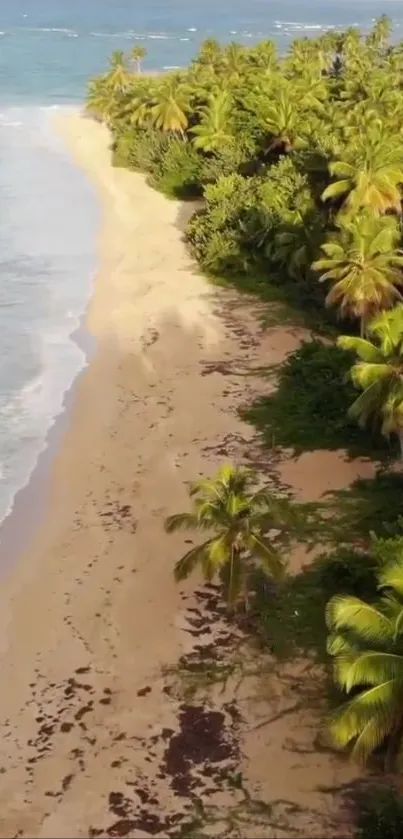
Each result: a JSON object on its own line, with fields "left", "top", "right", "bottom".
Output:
{"left": 360, "top": 315, "right": 365, "bottom": 338}
{"left": 398, "top": 429, "right": 403, "bottom": 460}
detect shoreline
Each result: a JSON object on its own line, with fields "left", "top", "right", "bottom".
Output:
{"left": 0, "top": 112, "right": 366, "bottom": 838}
{"left": 0, "top": 103, "right": 100, "bottom": 572}
{"left": 0, "top": 275, "right": 97, "bottom": 577}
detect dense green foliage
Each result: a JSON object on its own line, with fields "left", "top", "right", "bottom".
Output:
{"left": 87, "top": 18, "right": 403, "bottom": 335}
{"left": 91, "top": 16, "right": 403, "bottom": 822}
{"left": 242, "top": 340, "right": 393, "bottom": 457}
{"left": 252, "top": 547, "right": 378, "bottom": 661}
{"left": 355, "top": 786, "right": 403, "bottom": 839}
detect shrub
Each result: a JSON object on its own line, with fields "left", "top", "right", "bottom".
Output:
{"left": 252, "top": 547, "right": 377, "bottom": 661}
{"left": 355, "top": 786, "right": 403, "bottom": 839}
{"left": 314, "top": 547, "right": 378, "bottom": 600}
{"left": 242, "top": 340, "right": 393, "bottom": 458}
{"left": 148, "top": 139, "right": 203, "bottom": 198}
{"left": 112, "top": 127, "right": 171, "bottom": 175}
{"left": 186, "top": 173, "right": 261, "bottom": 274}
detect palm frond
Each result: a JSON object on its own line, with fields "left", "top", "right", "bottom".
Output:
{"left": 173, "top": 539, "right": 214, "bottom": 582}
{"left": 246, "top": 533, "right": 285, "bottom": 580}
{"left": 164, "top": 512, "right": 201, "bottom": 533}
{"left": 326, "top": 594, "right": 395, "bottom": 642}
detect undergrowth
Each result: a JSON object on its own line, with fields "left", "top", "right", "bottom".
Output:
{"left": 241, "top": 340, "right": 397, "bottom": 460}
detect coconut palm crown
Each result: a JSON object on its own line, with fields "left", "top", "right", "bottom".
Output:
{"left": 164, "top": 464, "right": 299, "bottom": 608}
{"left": 338, "top": 304, "right": 403, "bottom": 455}
{"left": 325, "top": 557, "right": 403, "bottom": 770}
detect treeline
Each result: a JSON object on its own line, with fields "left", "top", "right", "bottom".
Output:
{"left": 87, "top": 18, "right": 403, "bottom": 833}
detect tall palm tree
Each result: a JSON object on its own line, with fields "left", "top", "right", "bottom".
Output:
{"left": 338, "top": 304, "right": 403, "bottom": 456}
{"left": 313, "top": 213, "right": 403, "bottom": 335}
{"left": 325, "top": 558, "right": 403, "bottom": 770}
{"left": 150, "top": 78, "right": 191, "bottom": 134}
{"left": 191, "top": 90, "right": 234, "bottom": 152}
{"left": 131, "top": 44, "right": 147, "bottom": 74}
{"left": 322, "top": 125, "right": 403, "bottom": 214}
{"left": 164, "top": 464, "right": 297, "bottom": 609}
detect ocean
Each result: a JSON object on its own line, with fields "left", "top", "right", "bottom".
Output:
{"left": 0, "top": 0, "right": 399, "bottom": 529}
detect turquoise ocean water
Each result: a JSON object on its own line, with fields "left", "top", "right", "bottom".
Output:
{"left": 0, "top": 0, "right": 400, "bottom": 528}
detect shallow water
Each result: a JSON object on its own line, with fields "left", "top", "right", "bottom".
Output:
{"left": 0, "top": 0, "right": 399, "bottom": 529}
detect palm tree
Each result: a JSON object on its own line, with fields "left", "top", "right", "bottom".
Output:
{"left": 195, "top": 38, "right": 223, "bottom": 72}
{"left": 105, "top": 50, "right": 131, "bottom": 95}
{"left": 115, "top": 79, "right": 153, "bottom": 127}
{"left": 258, "top": 86, "right": 301, "bottom": 153}
{"left": 325, "top": 558, "right": 403, "bottom": 770}
{"left": 322, "top": 125, "right": 403, "bottom": 214}
{"left": 366, "top": 14, "right": 392, "bottom": 53}
{"left": 164, "top": 464, "right": 297, "bottom": 609}
{"left": 86, "top": 76, "right": 117, "bottom": 122}
{"left": 191, "top": 90, "right": 234, "bottom": 152}
{"left": 223, "top": 42, "right": 246, "bottom": 80}
{"left": 248, "top": 40, "right": 278, "bottom": 72}
{"left": 313, "top": 213, "right": 403, "bottom": 335}
{"left": 150, "top": 78, "right": 191, "bottom": 134}
{"left": 131, "top": 44, "right": 147, "bottom": 74}
{"left": 338, "top": 304, "right": 403, "bottom": 456}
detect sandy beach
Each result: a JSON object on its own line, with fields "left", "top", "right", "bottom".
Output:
{"left": 0, "top": 113, "right": 372, "bottom": 838}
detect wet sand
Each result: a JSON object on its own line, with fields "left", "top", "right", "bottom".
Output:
{"left": 0, "top": 113, "right": 365, "bottom": 838}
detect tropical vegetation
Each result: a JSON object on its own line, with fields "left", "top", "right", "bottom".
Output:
{"left": 89, "top": 15, "right": 403, "bottom": 829}
{"left": 164, "top": 464, "right": 299, "bottom": 609}
{"left": 326, "top": 557, "right": 403, "bottom": 771}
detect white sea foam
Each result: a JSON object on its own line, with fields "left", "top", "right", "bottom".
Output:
{"left": 24, "top": 27, "right": 78, "bottom": 35}
{"left": 0, "top": 105, "right": 98, "bottom": 526}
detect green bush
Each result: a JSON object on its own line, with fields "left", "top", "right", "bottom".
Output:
{"left": 355, "top": 786, "right": 403, "bottom": 839}
{"left": 314, "top": 547, "right": 378, "bottom": 600}
{"left": 372, "top": 527, "right": 403, "bottom": 566}
{"left": 242, "top": 340, "right": 393, "bottom": 459}
{"left": 198, "top": 139, "right": 258, "bottom": 184}
{"left": 148, "top": 139, "right": 203, "bottom": 198}
{"left": 252, "top": 547, "right": 377, "bottom": 661}
{"left": 112, "top": 127, "right": 171, "bottom": 175}
{"left": 187, "top": 173, "right": 261, "bottom": 274}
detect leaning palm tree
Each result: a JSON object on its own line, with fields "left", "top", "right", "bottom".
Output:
{"left": 322, "top": 124, "right": 403, "bottom": 214}
{"left": 164, "top": 464, "right": 297, "bottom": 609}
{"left": 338, "top": 304, "right": 403, "bottom": 456}
{"left": 313, "top": 213, "right": 403, "bottom": 335}
{"left": 325, "top": 558, "right": 403, "bottom": 771}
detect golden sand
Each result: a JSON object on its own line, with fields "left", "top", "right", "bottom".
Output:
{"left": 0, "top": 114, "right": 365, "bottom": 838}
